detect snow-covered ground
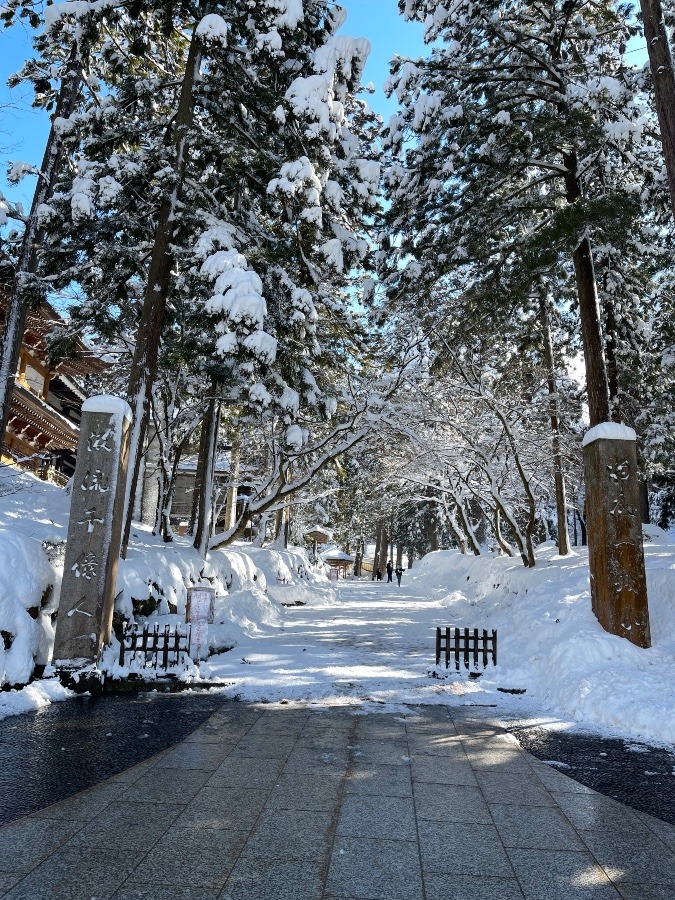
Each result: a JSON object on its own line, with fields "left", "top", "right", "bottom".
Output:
{"left": 200, "top": 541, "right": 675, "bottom": 749}
{"left": 2, "top": 468, "right": 675, "bottom": 749}
{"left": 0, "top": 467, "right": 333, "bottom": 716}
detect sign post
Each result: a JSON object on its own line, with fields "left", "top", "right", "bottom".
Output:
{"left": 583, "top": 424, "right": 651, "bottom": 647}
{"left": 186, "top": 586, "right": 216, "bottom": 662}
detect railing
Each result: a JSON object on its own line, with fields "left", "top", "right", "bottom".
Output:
{"left": 435, "top": 626, "right": 497, "bottom": 671}
{"left": 119, "top": 623, "right": 191, "bottom": 673}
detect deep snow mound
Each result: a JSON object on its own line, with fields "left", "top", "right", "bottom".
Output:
{"left": 410, "top": 542, "right": 675, "bottom": 746}
{"left": 0, "top": 468, "right": 331, "bottom": 703}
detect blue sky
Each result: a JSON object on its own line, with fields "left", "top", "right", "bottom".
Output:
{"left": 0, "top": 1, "right": 647, "bottom": 206}
{"left": 0, "top": 0, "right": 426, "bottom": 206}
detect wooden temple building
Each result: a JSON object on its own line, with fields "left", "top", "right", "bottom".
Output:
{"left": 0, "top": 297, "right": 106, "bottom": 484}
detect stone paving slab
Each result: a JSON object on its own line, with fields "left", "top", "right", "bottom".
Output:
{"left": 1, "top": 703, "right": 675, "bottom": 900}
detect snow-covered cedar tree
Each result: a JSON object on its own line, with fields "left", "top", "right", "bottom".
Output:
{"left": 0, "top": 0, "right": 42, "bottom": 29}
{"left": 366, "top": 329, "right": 584, "bottom": 565}
{"left": 206, "top": 331, "right": 426, "bottom": 551}
{"left": 32, "top": 1, "right": 381, "bottom": 548}
{"left": 0, "top": 0, "right": 113, "bottom": 454}
{"left": 193, "top": 4, "right": 381, "bottom": 426}
{"left": 381, "top": 0, "right": 668, "bottom": 431}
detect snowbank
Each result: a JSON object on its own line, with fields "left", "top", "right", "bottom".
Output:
{"left": 0, "top": 530, "right": 56, "bottom": 686}
{"left": 411, "top": 537, "right": 675, "bottom": 746}
{"left": 0, "top": 468, "right": 330, "bottom": 703}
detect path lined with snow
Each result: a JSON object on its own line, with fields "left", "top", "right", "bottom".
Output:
{"left": 205, "top": 578, "right": 493, "bottom": 709}
{"left": 205, "top": 544, "right": 675, "bottom": 753}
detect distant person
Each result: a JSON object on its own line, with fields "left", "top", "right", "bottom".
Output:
{"left": 395, "top": 566, "right": 403, "bottom": 586}
{"left": 376, "top": 569, "right": 382, "bottom": 581}
{"left": 386, "top": 560, "right": 393, "bottom": 582}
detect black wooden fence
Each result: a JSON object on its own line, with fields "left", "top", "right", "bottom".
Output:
{"left": 119, "top": 623, "right": 191, "bottom": 672}
{"left": 435, "top": 626, "right": 497, "bottom": 671}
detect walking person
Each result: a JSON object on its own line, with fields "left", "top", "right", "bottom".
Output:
{"left": 386, "top": 560, "right": 393, "bottom": 582}
{"left": 376, "top": 569, "right": 382, "bottom": 581}
{"left": 395, "top": 566, "right": 403, "bottom": 586}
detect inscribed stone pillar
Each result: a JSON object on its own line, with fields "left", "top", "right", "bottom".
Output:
{"left": 583, "top": 423, "right": 651, "bottom": 648}
{"left": 53, "top": 396, "right": 132, "bottom": 669}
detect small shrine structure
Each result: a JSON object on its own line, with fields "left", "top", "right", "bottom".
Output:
{"left": 321, "top": 549, "right": 355, "bottom": 579}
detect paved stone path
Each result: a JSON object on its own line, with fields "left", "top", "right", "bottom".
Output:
{"left": 1, "top": 702, "right": 675, "bottom": 900}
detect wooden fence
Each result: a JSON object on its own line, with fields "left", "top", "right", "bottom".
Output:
{"left": 119, "top": 623, "right": 191, "bottom": 672}
{"left": 435, "top": 626, "right": 497, "bottom": 671}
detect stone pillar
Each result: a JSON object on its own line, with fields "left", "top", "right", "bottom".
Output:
{"left": 583, "top": 423, "right": 651, "bottom": 648}
{"left": 53, "top": 396, "right": 132, "bottom": 670}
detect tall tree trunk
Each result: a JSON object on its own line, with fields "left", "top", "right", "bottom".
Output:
{"left": 194, "top": 388, "right": 221, "bottom": 558}
{"left": 354, "top": 539, "right": 363, "bottom": 576}
{"left": 493, "top": 506, "right": 514, "bottom": 558}
{"left": 188, "top": 424, "right": 205, "bottom": 536}
{"left": 122, "top": 29, "right": 203, "bottom": 555}
{"left": 273, "top": 469, "right": 291, "bottom": 547}
{"left": 253, "top": 512, "right": 270, "bottom": 547}
{"left": 452, "top": 490, "right": 481, "bottom": 555}
{"left": 563, "top": 151, "right": 611, "bottom": 426}
{"left": 372, "top": 523, "right": 383, "bottom": 580}
{"left": 381, "top": 526, "right": 390, "bottom": 569}
{"left": 602, "top": 289, "right": 621, "bottom": 411}
{"left": 576, "top": 506, "right": 587, "bottom": 546}
{"left": 640, "top": 0, "right": 675, "bottom": 221}
{"left": 141, "top": 403, "right": 164, "bottom": 527}
{"left": 446, "top": 509, "right": 468, "bottom": 554}
{"left": 539, "top": 294, "right": 570, "bottom": 556}
{"left": 273, "top": 505, "right": 284, "bottom": 543}
{"left": 639, "top": 478, "right": 650, "bottom": 525}
{"left": 445, "top": 487, "right": 480, "bottom": 555}
{"left": 283, "top": 504, "right": 291, "bottom": 549}
{"left": 425, "top": 500, "right": 439, "bottom": 552}
{"left": 573, "top": 502, "right": 578, "bottom": 546}
{"left": 141, "top": 429, "right": 162, "bottom": 527}
{"left": 0, "top": 45, "right": 83, "bottom": 449}
{"left": 223, "top": 427, "right": 241, "bottom": 531}
{"left": 159, "top": 441, "right": 185, "bottom": 543}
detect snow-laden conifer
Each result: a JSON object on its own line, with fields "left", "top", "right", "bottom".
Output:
{"left": 27, "top": 1, "right": 381, "bottom": 550}
{"left": 383, "top": 0, "right": 667, "bottom": 428}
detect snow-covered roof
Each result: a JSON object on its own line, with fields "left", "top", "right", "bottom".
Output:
{"left": 304, "top": 525, "right": 332, "bottom": 542}
{"left": 321, "top": 549, "right": 354, "bottom": 562}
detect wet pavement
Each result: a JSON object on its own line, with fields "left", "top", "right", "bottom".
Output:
{"left": 0, "top": 692, "right": 222, "bottom": 825}
{"left": 2, "top": 692, "right": 675, "bottom": 837}
{"left": 510, "top": 724, "right": 675, "bottom": 828}
{"left": 1, "top": 703, "right": 675, "bottom": 900}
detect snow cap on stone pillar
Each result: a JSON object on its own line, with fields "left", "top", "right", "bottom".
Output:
{"left": 582, "top": 422, "right": 636, "bottom": 447}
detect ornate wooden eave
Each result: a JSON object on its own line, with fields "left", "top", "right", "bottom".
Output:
{"left": 1, "top": 295, "right": 107, "bottom": 378}
{"left": 7, "top": 382, "right": 79, "bottom": 451}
